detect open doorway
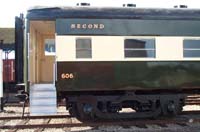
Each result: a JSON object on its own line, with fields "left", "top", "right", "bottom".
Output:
{"left": 29, "top": 21, "right": 55, "bottom": 84}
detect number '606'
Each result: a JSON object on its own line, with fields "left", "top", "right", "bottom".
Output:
{"left": 61, "top": 73, "right": 74, "bottom": 79}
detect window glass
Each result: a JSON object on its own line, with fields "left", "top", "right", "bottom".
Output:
{"left": 183, "top": 39, "right": 200, "bottom": 57}
{"left": 124, "top": 39, "right": 155, "bottom": 58}
{"left": 76, "top": 38, "right": 92, "bottom": 58}
{"left": 45, "top": 39, "right": 55, "bottom": 56}
{"left": 125, "top": 39, "right": 155, "bottom": 49}
{"left": 184, "top": 50, "right": 200, "bottom": 57}
{"left": 184, "top": 40, "right": 200, "bottom": 49}
{"left": 125, "top": 50, "right": 155, "bottom": 58}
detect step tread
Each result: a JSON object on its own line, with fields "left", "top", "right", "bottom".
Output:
{"left": 30, "top": 97, "right": 57, "bottom": 99}
{"left": 30, "top": 112, "right": 57, "bottom": 116}
{"left": 31, "top": 89, "right": 56, "bottom": 92}
{"left": 30, "top": 104, "right": 57, "bottom": 106}
{"left": 30, "top": 84, "right": 57, "bottom": 115}
{"left": 31, "top": 94, "right": 56, "bottom": 97}
{"left": 30, "top": 93, "right": 56, "bottom": 97}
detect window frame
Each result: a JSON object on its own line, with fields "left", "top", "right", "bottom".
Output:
{"left": 124, "top": 38, "right": 156, "bottom": 58}
{"left": 76, "top": 38, "right": 92, "bottom": 59}
{"left": 183, "top": 39, "right": 200, "bottom": 58}
{"left": 44, "top": 39, "right": 55, "bottom": 56}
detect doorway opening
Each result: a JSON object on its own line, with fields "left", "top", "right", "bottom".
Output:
{"left": 29, "top": 21, "right": 55, "bottom": 84}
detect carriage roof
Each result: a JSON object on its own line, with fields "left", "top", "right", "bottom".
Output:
{"left": 27, "top": 6, "right": 200, "bottom": 20}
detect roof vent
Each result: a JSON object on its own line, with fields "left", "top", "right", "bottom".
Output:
{"left": 76, "top": 3, "right": 90, "bottom": 6}
{"left": 174, "top": 5, "right": 187, "bottom": 8}
{"left": 123, "top": 3, "right": 136, "bottom": 7}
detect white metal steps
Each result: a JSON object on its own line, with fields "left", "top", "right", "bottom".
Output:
{"left": 30, "top": 84, "right": 57, "bottom": 115}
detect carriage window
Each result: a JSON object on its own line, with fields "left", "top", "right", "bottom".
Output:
{"left": 183, "top": 40, "right": 200, "bottom": 57}
{"left": 45, "top": 39, "right": 55, "bottom": 56}
{"left": 76, "top": 38, "right": 92, "bottom": 58}
{"left": 124, "top": 39, "right": 155, "bottom": 58}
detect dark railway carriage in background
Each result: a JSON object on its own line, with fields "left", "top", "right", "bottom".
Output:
{"left": 24, "top": 7, "right": 200, "bottom": 119}
{"left": 1, "top": 18, "right": 24, "bottom": 95}
{"left": 3, "top": 59, "right": 15, "bottom": 83}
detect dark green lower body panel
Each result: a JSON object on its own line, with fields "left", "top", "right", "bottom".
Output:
{"left": 56, "top": 61, "right": 200, "bottom": 91}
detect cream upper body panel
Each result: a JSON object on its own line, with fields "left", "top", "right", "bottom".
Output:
{"left": 56, "top": 35, "right": 200, "bottom": 61}
{"left": 156, "top": 37, "right": 183, "bottom": 60}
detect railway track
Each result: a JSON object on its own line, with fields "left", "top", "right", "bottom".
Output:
{"left": 0, "top": 110, "right": 200, "bottom": 130}
{"left": 0, "top": 110, "right": 199, "bottom": 121}
{"left": 0, "top": 114, "right": 72, "bottom": 120}
{"left": 0, "top": 94, "right": 199, "bottom": 131}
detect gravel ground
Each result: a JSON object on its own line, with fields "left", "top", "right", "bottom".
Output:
{"left": 4, "top": 119, "right": 23, "bottom": 125}
{"left": 26, "top": 119, "right": 45, "bottom": 125}
{"left": 0, "top": 105, "right": 200, "bottom": 132}
{"left": 16, "top": 129, "right": 36, "bottom": 132}
{"left": 0, "top": 106, "right": 29, "bottom": 117}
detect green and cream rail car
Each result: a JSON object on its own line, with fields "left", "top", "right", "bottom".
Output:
{"left": 23, "top": 7, "right": 200, "bottom": 119}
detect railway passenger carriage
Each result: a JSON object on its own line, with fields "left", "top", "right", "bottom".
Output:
{"left": 22, "top": 7, "right": 200, "bottom": 119}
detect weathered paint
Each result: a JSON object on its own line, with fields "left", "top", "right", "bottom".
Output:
{"left": 27, "top": 7, "right": 200, "bottom": 21}
{"left": 15, "top": 16, "right": 24, "bottom": 84}
{"left": 3, "top": 59, "right": 15, "bottom": 82}
{"left": 56, "top": 19, "right": 200, "bottom": 36}
{"left": 56, "top": 61, "right": 200, "bottom": 91}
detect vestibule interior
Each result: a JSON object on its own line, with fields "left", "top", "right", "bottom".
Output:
{"left": 29, "top": 21, "right": 55, "bottom": 84}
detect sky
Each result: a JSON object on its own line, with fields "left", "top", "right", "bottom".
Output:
{"left": 0, "top": 0, "right": 200, "bottom": 27}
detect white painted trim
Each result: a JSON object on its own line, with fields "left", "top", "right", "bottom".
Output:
{"left": 0, "top": 50, "right": 3, "bottom": 98}
{"left": 53, "top": 63, "right": 55, "bottom": 85}
{"left": 27, "top": 33, "right": 30, "bottom": 82}
{"left": 55, "top": 33, "right": 57, "bottom": 82}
